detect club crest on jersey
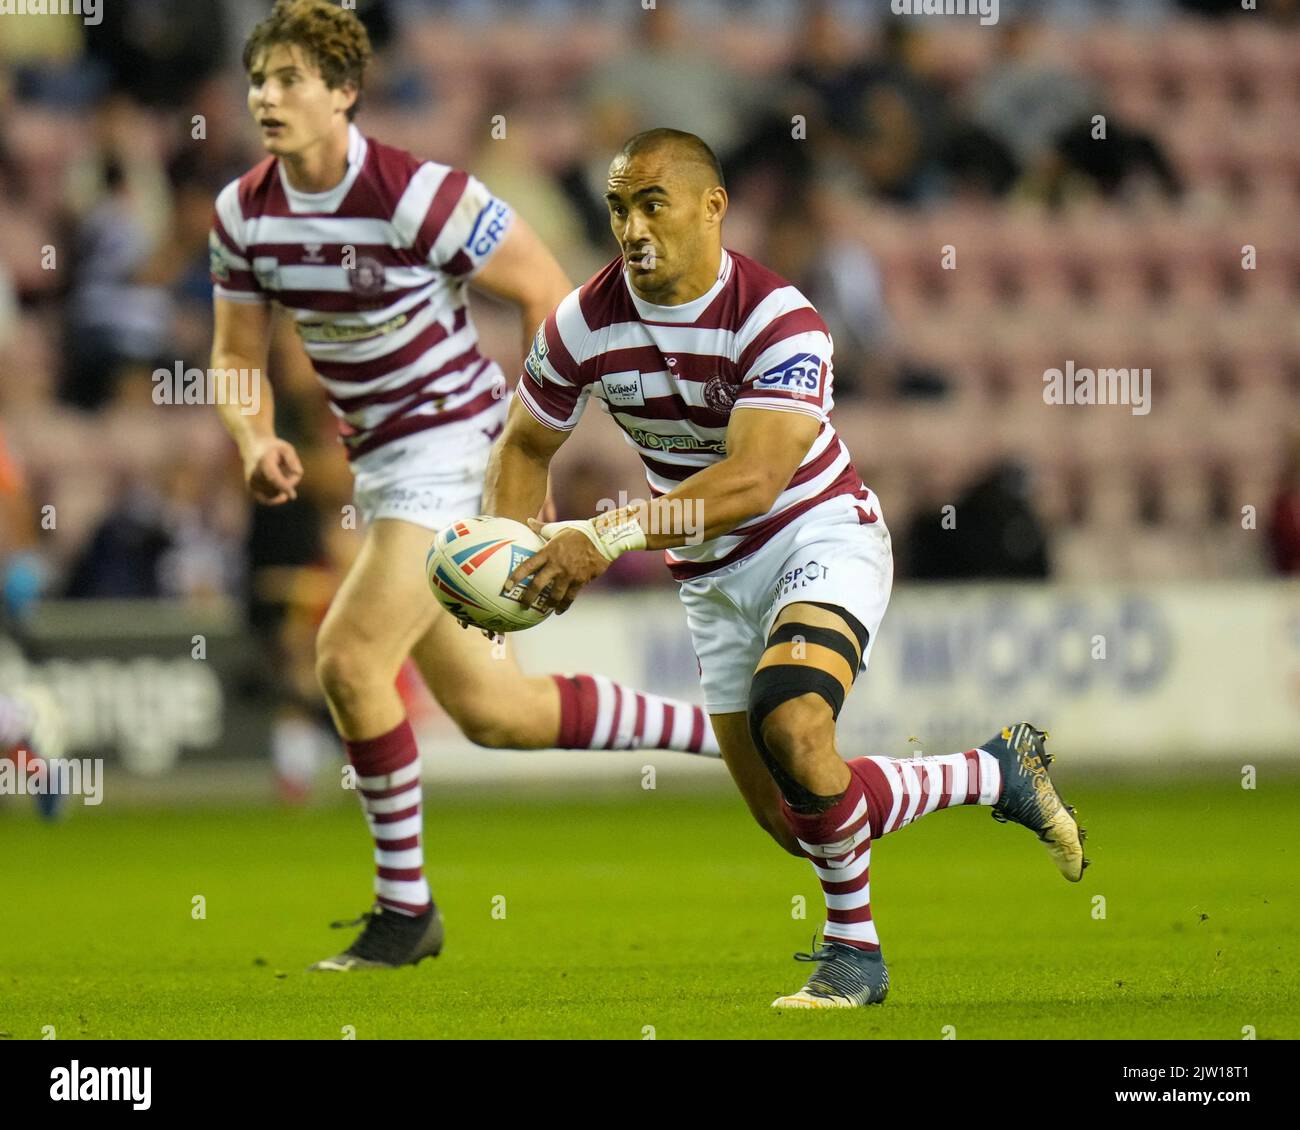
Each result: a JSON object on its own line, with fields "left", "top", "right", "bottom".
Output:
{"left": 600, "top": 371, "right": 644, "bottom": 407}
{"left": 756, "top": 352, "right": 823, "bottom": 393}
{"left": 703, "top": 375, "right": 737, "bottom": 412}
{"left": 347, "top": 255, "right": 386, "bottom": 298}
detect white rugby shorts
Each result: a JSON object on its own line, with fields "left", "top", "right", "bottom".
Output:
{"left": 678, "top": 494, "right": 894, "bottom": 715}
{"left": 350, "top": 399, "right": 507, "bottom": 531}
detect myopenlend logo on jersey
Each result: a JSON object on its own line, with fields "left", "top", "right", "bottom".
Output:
{"left": 600, "top": 371, "right": 645, "bottom": 407}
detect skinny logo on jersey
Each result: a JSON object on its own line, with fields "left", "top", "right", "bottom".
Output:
{"left": 600, "top": 371, "right": 644, "bottom": 407}
{"left": 756, "top": 352, "right": 823, "bottom": 393}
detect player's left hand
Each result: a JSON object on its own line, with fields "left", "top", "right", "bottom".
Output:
{"left": 507, "top": 519, "right": 611, "bottom": 614}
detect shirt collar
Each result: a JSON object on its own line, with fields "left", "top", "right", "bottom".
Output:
{"left": 278, "top": 123, "right": 367, "bottom": 213}
{"left": 625, "top": 248, "right": 732, "bottom": 323}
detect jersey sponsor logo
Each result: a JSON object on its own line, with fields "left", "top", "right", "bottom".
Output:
{"left": 768, "top": 559, "right": 829, "bottom": 603}
{"left": 625, "top": 426, "right": 727, "bottom": 454}
{"left": 703, "top": 375, "right": 737, "bottom": 412}
{"left": 302, "top": 243, "right": 326, "bottom": 264}
{"left": 347, "top": 255, "right": 387, "bottom": 297}
{"left": 296, "top": 311, "right": 408, "bottom": 343}
{"left": 600, "top": 370, "right": 644, "bottom": 407}
{"left": 524, "top": 324, "right": 549, "bottom": 386}
{"left": 466, "top": 199, "right": 510, "bottom": 259}
{"left": 755, "top": 352, "right": 823, "bottom": 393}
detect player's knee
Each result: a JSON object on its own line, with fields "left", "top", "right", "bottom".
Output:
{"left": 747, "top": 666, "right": 840, "bottom": 769}
{"left": 760, "top": 696, "right": 836, "bottom": 765}
{"left": 315, "top": 638, "right": 377, "bottom": 710}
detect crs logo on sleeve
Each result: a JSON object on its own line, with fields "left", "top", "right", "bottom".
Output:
{"left": 466, "top": 199, "right": 511, "bottom": 259}
{"left": 755, "top": 352, "right": 823, "bottom": 395}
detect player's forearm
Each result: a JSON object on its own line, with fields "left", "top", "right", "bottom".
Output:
{"left": 212, "top": 355, "right": 276, "bottom": 455}
{"left": 553, "top": 457, "right": 779, "bottom": 565}
{"left": 638, "top": 458, "right": 778, "bottom": 550}
{"left": 482, "top": 440, "right": 551, "bottom": 524}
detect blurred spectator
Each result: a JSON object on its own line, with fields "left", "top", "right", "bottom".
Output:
{"left": 970, "top": 17, "right": 1180, "bottom": 206}
{"left": 63, "top": 464, "right": 241, "bottom": 600}
{"left": 905, "top": 461, "right": 1051, "bottom": 580}
{"left": 969, "top": 20, "right": 1097, "bottom": 172}
{"left": 59, "top": 97, "right": 172, "bottom": 411}
{"left": 0, "top": 426, "right": 47, "bottom": 622}
{"left": 83, "top": 0, "right": 228, "bottom": 108}
{"left": 566, "top": 3, "right": 770, "bottom": 224}
{"left": 1267, "top": 434, "right": 1300, "bottom": 575}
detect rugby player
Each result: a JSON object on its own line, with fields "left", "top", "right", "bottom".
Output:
{"left": 484, "top": 128, "right": 1088, "bottom": 1008}
{"left": 210, "top": 3, "right": 720, "bottom": 972}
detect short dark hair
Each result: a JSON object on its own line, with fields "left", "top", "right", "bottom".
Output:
{"left": 617, "top": 128, "right": 725, "bottom": 191}
{"left": 242, "top": 0, "right": 372, "bottom": 122}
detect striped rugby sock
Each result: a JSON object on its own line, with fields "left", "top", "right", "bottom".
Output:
{"left": 551, "top": 674, "right": 719, "bottom": 756}
{"left": 780, "top": 760, "right": 879, "bottom": 951}
{"left": 344, "top": 719, "right": 433, "bottom": 917}
{"left": 852, "top": 748, "right": 1002, "bottom": 839}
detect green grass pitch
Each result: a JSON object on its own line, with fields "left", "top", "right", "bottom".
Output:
{"left": 1, "top": 775, "right": 1295, "bottom": 1039}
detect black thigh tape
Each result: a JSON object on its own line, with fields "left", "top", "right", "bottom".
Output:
{"left": 748, "top": 663, "right": 847, "bottom": 726}
{"left": 766, "top": 622, "right": 860, "bottom": 676}
{"left": 803, "top": 602, "right": 871, "bottom": 655}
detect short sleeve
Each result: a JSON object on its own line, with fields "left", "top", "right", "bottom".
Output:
{"left": 734, "top": 295, "right": 834, "bottom": 421}
{"left": 424, "top": 171, "right": 515, "bottom": 279}
{"left": 209, "top": 180, "right": 267, "bottom": 304}
{"left": 513, "top": 300, "right": 590, "bottom": 432}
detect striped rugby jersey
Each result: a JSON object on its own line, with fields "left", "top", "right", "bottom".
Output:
{"left": 516, "top": 248, "right": 878, "bottom": 580}
{"left": 209, "top": 124, "right": 512, "bottom": 460}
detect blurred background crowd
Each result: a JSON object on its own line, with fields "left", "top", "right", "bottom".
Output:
{"left": 1, "top": 0, "right": 1298, "bottom": 630}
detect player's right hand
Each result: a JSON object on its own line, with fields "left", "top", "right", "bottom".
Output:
{"left": 243, "top": 437, "right": 303, "bottom": 505}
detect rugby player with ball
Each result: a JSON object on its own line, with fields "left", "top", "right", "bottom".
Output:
{"left": 484, "top": 128, "right": 1089, "bottom": 1008}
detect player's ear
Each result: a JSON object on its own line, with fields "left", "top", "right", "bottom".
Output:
{"left": 335, "top": 80, "right": 359, "bottom": 118}
{"left": 705, "top": 186, "right": 728, "bottom": 227}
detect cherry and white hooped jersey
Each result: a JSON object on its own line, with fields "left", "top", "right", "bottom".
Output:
{"left": 516, "top": 248, "right": 879, "bottom": 581}
{"left": 209, "top": 124, "right": 513, "bottom": 461}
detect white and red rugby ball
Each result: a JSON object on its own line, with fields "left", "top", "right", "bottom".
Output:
{"left": 425, "top": 515, "right": 553, "bottom": 634}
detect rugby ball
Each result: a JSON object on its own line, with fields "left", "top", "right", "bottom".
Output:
{"left": 425, "top": 516, "right": 553, "bottom": 634}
